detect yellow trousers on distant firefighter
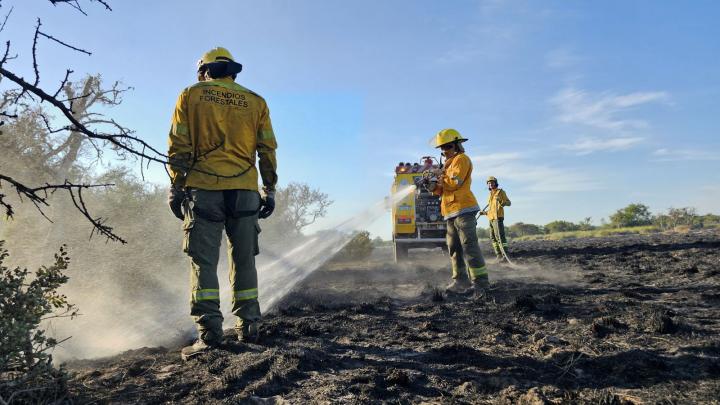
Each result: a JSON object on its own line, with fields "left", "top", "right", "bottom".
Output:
{"left": 446, "top": 213, "right": 489, "bottom": 286}
{"left": 489, "top": 218, "right": 508, "bottom": 258}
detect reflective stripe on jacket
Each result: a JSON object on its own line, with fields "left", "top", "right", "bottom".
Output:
{"left": 487, "top": 188, "right": 511, "bottom": 220}
{"left": 433, "top": 153, "right": 479, "bottom": 219}
{"left": 168, "top": 77, "right": 278, "bottom": 191}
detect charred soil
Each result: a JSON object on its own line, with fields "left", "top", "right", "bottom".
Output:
{"left": 66, "top": 230, "right": 720, "bottom": 403}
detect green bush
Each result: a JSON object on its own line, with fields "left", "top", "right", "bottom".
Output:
{"left": 337, "top": 231, "right": 374, "bottom": 261}
{"left": 544, "top": 220, "right": 580, "bottom": 234}
{"left": 507, "top": 222, "right": 544, "bottom": 238}
{"left": 0, "top": 241, "right": 76, "bottom": 403}
{"left": 609, "top": 203, "right": 653, "bottom": 228}
{"left": 514, "top": 225, "right": 660, "bottom": 241}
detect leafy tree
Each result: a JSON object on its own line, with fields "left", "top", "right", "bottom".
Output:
{"left": 544, "top": 220, "right": 580, "bottom": 234}
{"left": 476, "top": 227, "right": 489, "bottom": 239}
{"left": 0, "top": 242, "right": 76, "bottom": 403}
{"left": 655, "top": 207, "right": 699, "bottom": 230}
{"left": 699, "top": 213, "right": 720, "bottom": 227}
{"left": 507, "top": 222, "right": 543, "bottom": 238}
{"left": 578, "top": 217, "right": 595, "bottom": 231}
{"left": 609, "top": 203, "right": 653, "bottom": 228}
{"left": 262, "top": 182, "right": 333, "bottom": 240}
{"left": 336, "top": 231, "right": 373, "bottom": 261}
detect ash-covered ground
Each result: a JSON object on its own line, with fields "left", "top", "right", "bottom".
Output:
{"left": 66, "top": 230, "right": 720, "bottom": 404}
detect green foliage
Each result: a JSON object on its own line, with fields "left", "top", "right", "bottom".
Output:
{"left": 515, "top": 225, "right": 660, "bottom": 241}
{"left": 0, "top": 241, "right": 76, "bottom": 403}
{"left": 654, "top": 207, "right": 698, "bottom": 230}
{"left": 506, "top": 222, "right": 544, "bottom": 238}
{"left": 609, "top": 203, "right": 653, "bottom": 228}
{"left": 699, "top": 214, "right": 720, "bottom": 227}
{"left": 577, "top": 217, "right": 596, "bottom": 231}
{"left": 544, "top": 220, "right": 581, "bottom": 234}
{"left": 337, "top": 231, "right": 374, "bottom": 261}
{"left": 476, "top": 227, "right": 489, "bottom": 239}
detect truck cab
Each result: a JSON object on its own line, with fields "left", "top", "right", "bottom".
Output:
{"left": 391, "top": 160, "right": 447, "bottom": 262}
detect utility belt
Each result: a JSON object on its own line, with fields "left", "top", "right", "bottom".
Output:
{"left": 182, "top": 188, "right": 261, "bottom": 223}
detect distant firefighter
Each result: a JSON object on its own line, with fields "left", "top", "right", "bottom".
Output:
{"left": 428, "top": 128, "right": 489, "bottom": 297}
{"left": 167, "top": 47, "right": 278, "bottom": 360}
{"left": 483, "top": 176, "right": 511, "bottom": 261}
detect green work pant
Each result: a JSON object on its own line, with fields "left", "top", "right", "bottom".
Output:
{"left": 489, "top": 218, "right": 507, "bottom": 257}
{"left": 182, "top": 189, "right": 261, "bottom": 338}
{"left": 446, "top": 213, "right": 488, "bottom": 286}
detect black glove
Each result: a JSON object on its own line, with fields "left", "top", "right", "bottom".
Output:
{"left": 168, "top": 187, "right": 185, "bottom": 220}
{"left": 258, "top": 190, "right": 275, "bottom": 219}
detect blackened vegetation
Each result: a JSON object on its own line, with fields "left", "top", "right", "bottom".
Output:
{"left": 66, "top": 231, "right": 720, "bottom": 403}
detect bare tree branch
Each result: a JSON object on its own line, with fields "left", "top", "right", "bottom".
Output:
{"left": 53, "top": 69, "right": 73, "bottom": 98}
{"left": 38, "top": 30, "right": 92, "bottom": 56}
{"left": 0, "top": 0, "right": 250, "bottom": 244}
{"left": 49, "top": 0, "right": 88, "bottom": 16}
{"left": 0, "top": 6, "right": 13, "bottom": 33}
{"left": 0, "top": 174, "right": 123, "bottom": 243}
{"left": 32, "top": 19, "right": 41, "bottom": 86}
{"left": 49, "top": 0, "right": 113, "bottom": 14}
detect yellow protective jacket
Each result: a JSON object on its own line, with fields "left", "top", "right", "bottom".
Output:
{"left": 487, "top": 188, "right": 511, "bottom": 220}
{"left": 167, "top": 77, "right": 278, "bottom": 191}
{"left": 433, "top": 153, "right": 479, "bottom": 219}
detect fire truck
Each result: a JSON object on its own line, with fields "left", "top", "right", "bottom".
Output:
{"left": 391, "top": 158, "right": 447, "bottom": 262}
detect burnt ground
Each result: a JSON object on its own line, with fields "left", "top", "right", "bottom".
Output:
{"left": 66, "top": 230, "right": 720, "bottom": 404}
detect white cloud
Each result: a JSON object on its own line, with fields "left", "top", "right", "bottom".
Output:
{"left": 550, "top": 87, "right": 669, "bottom": 131}
{"left": 471, "top": 152, "right": 600, "bottom": 192}
{"left": 652, "top": 148, "right": 720, "bottom": 162}
{"left": 545, "top": 48, "right": 581, "bottom": 69}
{"left": 474, "top": 152, "right": 524, "bottom": 163}
{"left": 561, "top": 137, "right": 645, "bottom": 155}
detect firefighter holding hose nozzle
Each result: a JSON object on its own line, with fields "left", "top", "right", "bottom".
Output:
{"left": 426, "top": 129, "right": 489, "bottom": 297}
{"left": 479, "top": 176, "right": 511, "bottom": 263}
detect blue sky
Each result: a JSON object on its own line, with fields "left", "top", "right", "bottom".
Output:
{"left": 2, "top": 0, "right": 719, "bottom": 238}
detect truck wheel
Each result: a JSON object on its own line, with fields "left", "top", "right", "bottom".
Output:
{"left": 393, "top": 242, "right": 408, "bottom": 263}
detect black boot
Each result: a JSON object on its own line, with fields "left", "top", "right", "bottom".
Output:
{"left": 181, "top": 330, "right": 222, "bottom": 360}
{"left": 236, "top": 320, "right": 260, "bottom": 343}
{"left": 471, "top": 278, "right": 490, "bottom": 300}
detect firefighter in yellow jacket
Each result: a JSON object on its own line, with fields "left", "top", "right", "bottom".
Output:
{"left": 167, "top": 47, "right": 278, "bottom": 359}
{"left": 482, "top": 176, "right": 511, "bottom": 261}
{"left": 429, "top": 129, "right": 489, "bottom": 296}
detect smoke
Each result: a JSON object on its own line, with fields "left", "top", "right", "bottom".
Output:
{"left": 489, "top": 259, "right": 583, "bottom": 286}
{"left": 254, "top": 184, "right": 416, "bottom": 312}
{"left": 32, "top": 184, "right": 417, "bottom": 361}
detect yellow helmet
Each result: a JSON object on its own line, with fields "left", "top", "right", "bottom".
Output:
{"left": 198, "top": 47, "right": 236, "bottom": 68}
{"left": 433, "top": 128, "right": 468, "bottom": 148}
{"left": 487, "top": 176, "right": 498, "bottom": 183}
{"left": 197, "top": 47, "right": 243, "bottom": 78}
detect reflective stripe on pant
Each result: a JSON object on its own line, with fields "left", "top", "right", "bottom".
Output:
{"left": 446, "top": 213, "right": 488, "bottom": 283}
{"left": 489, "top": 218, "right": 507, "bottom": 256}
{"left": 183, "top": 189, "right": 261, "bottom": 335}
